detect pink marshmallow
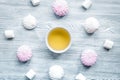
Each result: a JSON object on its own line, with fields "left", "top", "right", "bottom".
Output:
{"left": 17, "top": 45, "right": 32, "bottom": 62}
{"left": 81, "top": 49, "right": 97, "bottom": 66}
{"left": 52, "top": 0, "right": 69, "bottom": 16}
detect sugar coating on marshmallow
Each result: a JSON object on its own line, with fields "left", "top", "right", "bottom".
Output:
{"left": 4, "top": 30, "right": 15, "bottom": 39}
{"left": 82, "top": 0, "right": 92, "bottom": 9}
{"left": 104, "top": 39, "right": 114, "bottom": 49}
{"left": 23, "top": 14, "right": 37, "bottom": 30}
{"left": 83, "top": 17, "right": 100, "bottom": 33}
{"left": 75, "top": 73, "right": 86, "bottom": 80}
{"left": 25, "top": 69, "right": 36, "bottom": 80}
{"left": 49, "top": 65, "right": 64, "bottom": 80}
{"left": 31, "top": 0, "right": 40, "bottom": 6}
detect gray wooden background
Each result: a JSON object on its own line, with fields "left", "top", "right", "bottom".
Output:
{"left": 0, "top": 0, "right": 120, "bottom": 80}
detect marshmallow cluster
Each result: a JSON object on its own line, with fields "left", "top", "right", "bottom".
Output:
{"left": 83, "top": 17, "right": 100, "bottom": 34}
{"left": 49, "top": 65, "right": 64, "bottom": 80}
{"left": 23, "top": 14, "right": 37, "bottom": 30}
{"left": 52, "top": 0, "right": 69, "bottom": 16}
{"left": 3, "top": 0, "right": 116, "bottom": 79}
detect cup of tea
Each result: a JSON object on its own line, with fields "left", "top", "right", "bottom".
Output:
{"left": 46, "top": 27, "right": 71, "bottom": 53}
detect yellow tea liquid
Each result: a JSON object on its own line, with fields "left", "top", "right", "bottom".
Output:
{"left": 48, "top": 27, "right": 71, "bottom": 50}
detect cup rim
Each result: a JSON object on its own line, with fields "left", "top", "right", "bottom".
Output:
{"left": 45, "top": 27, "right": 72, "bottom": 53}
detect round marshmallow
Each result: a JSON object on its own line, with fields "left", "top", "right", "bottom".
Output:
{"left": 17, "top": 45, "right": 32, "bottom": 62}
{"left": 81, "top": 49, "right": 97, "bottom": 66}
{"left": 23, "top": 14, "right": 37, "bottom": 30}
{"left": 49, "top": 65, "right": 64, "bottom": 80}
{"left": 52, "top": 0, "right": 69, "bottom": 16}
{"left": 83, "top": 17, "right": 100, "bottom": 33}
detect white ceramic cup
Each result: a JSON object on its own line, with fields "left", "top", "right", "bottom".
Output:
{"left": 46, "top": 27, "right": 71, "bottom": 53}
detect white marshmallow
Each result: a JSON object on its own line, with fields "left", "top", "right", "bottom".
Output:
{"left": 103, "top": 39, "right": 114, "bottom": 49}
{"left": 75, "top": 73, "right": 86, "bottom": 80}
{"left": 31, "top": 0, "right": 40, "bottom": 6}
{"left": 49, "top": 65, "right": 64, "bottom": 80}
{"left": 82, "top": 0, "right": 92, "bottom": 9}
{"left": 4, "top": 30, "right": 15, "bottom": 39}
{"left": 25, "top": 69, "right": 36, "bottom": 80}
{"left": 83, "top": 17, "right": 100, "bottom": 33}
{"left": 23, "top": 14, "right": 37, "bottom": 30}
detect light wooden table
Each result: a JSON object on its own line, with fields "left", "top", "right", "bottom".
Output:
{"left": 0, "top": 0, "right": 120, "bottom": 80}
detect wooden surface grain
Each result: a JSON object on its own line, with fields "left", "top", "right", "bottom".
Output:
{"left": 0, "top": 0, "right": 120, "bottom": 80}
